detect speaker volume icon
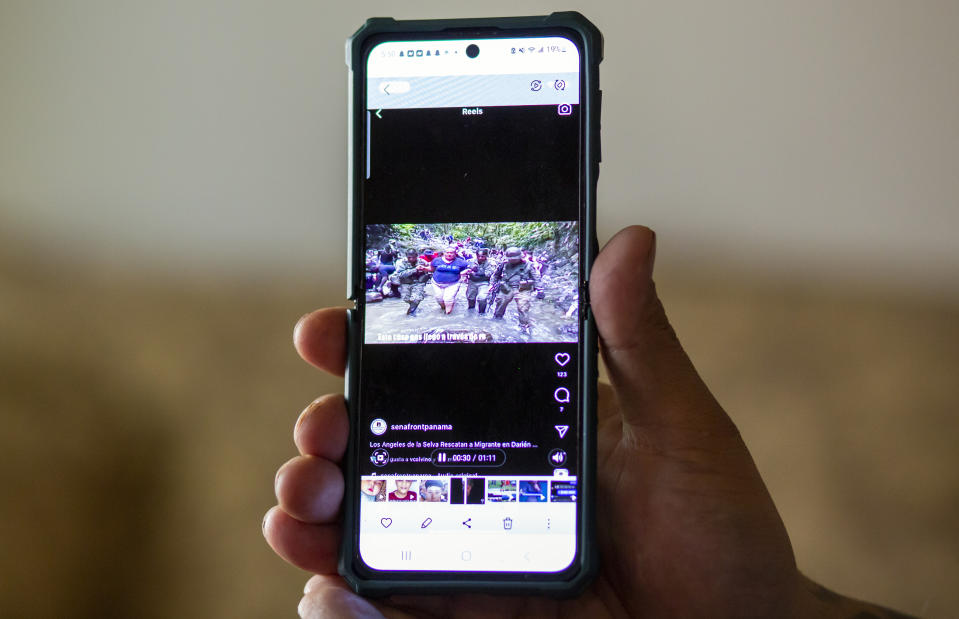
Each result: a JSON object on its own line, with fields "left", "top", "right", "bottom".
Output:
{"left": 548, "top": 449, "right": 567, "bottom": 467}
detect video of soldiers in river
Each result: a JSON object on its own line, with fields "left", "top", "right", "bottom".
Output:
{"left": 365, "top": 222, "right": 580, "bottom": 344}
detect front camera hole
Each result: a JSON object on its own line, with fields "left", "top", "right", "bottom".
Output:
{"left": 465, "top": 44, "right": 480, "bottom": 58}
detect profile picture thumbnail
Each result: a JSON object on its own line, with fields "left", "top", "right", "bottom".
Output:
{"left": 364, "top": 221, "right": 580, "bottom": 344}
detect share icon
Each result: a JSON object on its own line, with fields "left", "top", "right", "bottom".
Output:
{"left": 555, "top": 425, "right": 569, "bottom": 439}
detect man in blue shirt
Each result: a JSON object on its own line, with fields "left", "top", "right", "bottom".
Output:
{"left": 430, "top": 248, "right": 469, "bottom": 314}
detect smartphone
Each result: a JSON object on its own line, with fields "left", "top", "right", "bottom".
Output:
{"left": 342, "top": 12, "right": 602, "bottom": 596}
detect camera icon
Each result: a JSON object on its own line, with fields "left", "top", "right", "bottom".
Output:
{"left": 371, "top": 448, "right": 390, "bottom": 467}
{"left": 557, "top": 103, "right": 572, "bottom": 116}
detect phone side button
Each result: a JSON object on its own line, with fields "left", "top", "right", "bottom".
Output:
{"left": 596, "top": 89, "right": 603, "bottom": 163}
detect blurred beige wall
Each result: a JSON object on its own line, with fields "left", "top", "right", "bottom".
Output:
{"left": 2, "top": 1, "right": 958, "bottom": 294}
{"left": 1, "top": 2, "right": 958, "bottom": 618}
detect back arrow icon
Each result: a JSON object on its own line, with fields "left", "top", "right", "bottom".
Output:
{"left": 375, "top": 109, "right": 382, "bottom": 119}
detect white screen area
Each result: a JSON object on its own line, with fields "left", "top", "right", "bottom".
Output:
{"left": 366, "top": 37, "right": 579, "bottom": 109}
{"left": 359, "top": 476, "right": 577, "bottom": 572}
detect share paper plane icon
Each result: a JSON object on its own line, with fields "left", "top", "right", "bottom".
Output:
{"left": 555, "top": 425, "right": 569, "bottom": 439}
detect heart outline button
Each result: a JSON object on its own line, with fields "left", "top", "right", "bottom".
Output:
{"left": 554, "top": 352, "right": 571, "bottom": 367}
{"left": 380, "top": 517, "right": 393, "bottom": 528}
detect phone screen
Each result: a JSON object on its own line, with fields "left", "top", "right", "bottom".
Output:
{"left": 355, "top": 34, "right": 585, "bottom": 575}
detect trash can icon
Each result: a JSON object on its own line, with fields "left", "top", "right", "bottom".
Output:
{"left": 502, "top": 517, "right": 513, "bottom": 530}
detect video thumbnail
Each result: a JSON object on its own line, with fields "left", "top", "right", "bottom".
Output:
{"left": 450, "top": 477, "right": 486, "bottom": 504}
{"left": 519, "top": 480, "right": 549, "bottom": 502}
{"left": 418, "top": 478, "right": 449, "bottom": 503}
{"left": 487, "top": 479, "right": 518, "bottom": 502}
{"left": 360, "top": 478, "right": 387, "bottom": 502}
{"left": 387, "top": 479, "right": 419, "bottom": 502}
{"left": 549, "top": 479, "right": 577, "bottom": 503}
{"left": 365, "top": 222, "right": 580, "bottom": 344}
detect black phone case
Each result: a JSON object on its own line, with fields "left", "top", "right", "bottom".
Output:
{"left": 342, "top": 11, "right": 602, "bottom": 597}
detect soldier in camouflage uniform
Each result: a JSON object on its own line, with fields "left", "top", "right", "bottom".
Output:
{"left": 489, "top": 246, "right": 544, "bottom": 334}
{"left": 390, "top": 248, "right": 431, "bottom": 315}
{"left": 464, "top": 248, "right": 494, "bottom": 313}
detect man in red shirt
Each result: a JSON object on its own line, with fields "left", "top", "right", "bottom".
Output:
{"left": 388, "top": 479, "right": 417, "bottom": 501}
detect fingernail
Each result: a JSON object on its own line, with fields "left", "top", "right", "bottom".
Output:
{"left": 295, "top": 396, "right": 325, "bottom": 437}
{"left": 303, "top": 574, "right": 323, "bottom": 595}
{"left": 294, "top": 409, "right": 307, "bottom": 437}
{"left": 293, "top": 313, "right": 311, "bottom": 343}
{"left": 274, "top": 462, "right": 287, "bottom": 492}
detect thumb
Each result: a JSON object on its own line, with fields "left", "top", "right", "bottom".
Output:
{"left": 589, "top": 226, "right": 731, "bottom": 434}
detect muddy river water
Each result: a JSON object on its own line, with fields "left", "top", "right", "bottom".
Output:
{"left": 365, "top": 286, "right": 578, "bottom": 344}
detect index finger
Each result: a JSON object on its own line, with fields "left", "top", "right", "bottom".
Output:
{"left": 294, "top": 308, "right": 348, "bottom": 377}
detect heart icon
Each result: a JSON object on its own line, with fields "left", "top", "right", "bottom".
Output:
{"left": 554, "top": 352, "right": 571, "bottom": 367}
{"left": 380, "top": 518, "right": 393, "bottom": 528}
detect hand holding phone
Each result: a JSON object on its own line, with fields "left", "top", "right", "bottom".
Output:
{"left": 269, "top": 227, "right": 825, "bottom": 618}
{"left": 265, "top": 12, "right": 921, "bottom": 616}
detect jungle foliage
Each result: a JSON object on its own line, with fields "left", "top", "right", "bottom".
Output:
{"left": 371, "top": 222, "right": 572, "bottom": 251}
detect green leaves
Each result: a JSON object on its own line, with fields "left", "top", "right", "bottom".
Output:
{"left": 379, "top": 222, "right": 569, "bottom": 250}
